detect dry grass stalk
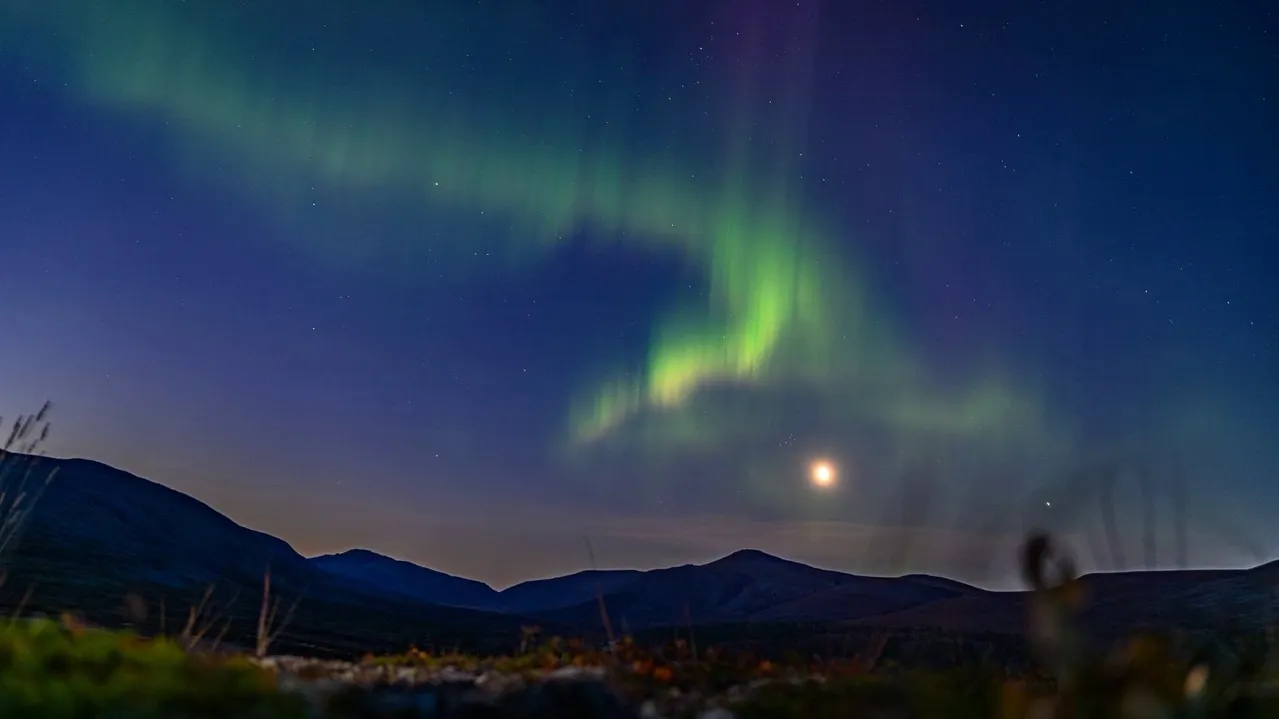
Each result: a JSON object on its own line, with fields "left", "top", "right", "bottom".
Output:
{"left": 581, "top": 535, "right": 616, "bottom": 653}
{"left": 0, "top": 402, "right": 57, "bottom": 561}
{"left": 179, "top": 584, "right": 240, "bottom": 651}
{"left": 255, "top": 566, "right": 301, "bottom": 658}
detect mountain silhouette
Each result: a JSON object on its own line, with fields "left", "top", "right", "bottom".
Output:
{"left": 4, "top": 451, "right": 1278, "bottom": 652}
{"left": 308, "top": 543, "right": 978, "bottom": 628}
{"left": 311, "top": 549, "right": 499, "bottom": 609}
{"left": 0, "top": 453, "right": 545, "bottom": 656}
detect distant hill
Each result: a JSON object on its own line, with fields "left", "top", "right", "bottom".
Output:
{"left": 311, "top": 549, "right": 499, "bottom": 609}
{"left": 492, "top": 568, "right": 643, "bottom": 614}
{"left": 5, "top": 451, "right": 1278, "bottom": 654}
{"left": 307, "top": 550, "right": 643, "bottom": 614}
{"left": 6, "top": 456, "right": 309, "bottom": 590}
{"left": 307, "top": 545, "right": 979, "bottom": 629}
{"left": 858, "top": 568, "right": 1279, "bottom": 639}
{"left": 0, "top": 453, "right": 547, "bottom": 657}
{"left": 521, "top": 549, "right": 981, "bottom": 630}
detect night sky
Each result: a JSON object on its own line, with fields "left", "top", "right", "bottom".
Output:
{"left": 0, "top": 0, "right": 1275, "bottom": 589}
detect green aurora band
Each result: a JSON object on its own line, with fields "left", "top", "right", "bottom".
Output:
{"left": 0, "top": 1, "right": 1065, "bottom": 462}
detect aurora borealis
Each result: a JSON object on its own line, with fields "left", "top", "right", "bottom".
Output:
{"left": 0, "top": 0, "right": 1275, "bottom": 586}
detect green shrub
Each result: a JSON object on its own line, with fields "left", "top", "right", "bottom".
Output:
{"left": 0, "top": 618, "right": 307, "bottom": 718}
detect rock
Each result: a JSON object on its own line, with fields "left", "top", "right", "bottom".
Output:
{"left": 475, "top": 670, "right": 527, "bottom": 695}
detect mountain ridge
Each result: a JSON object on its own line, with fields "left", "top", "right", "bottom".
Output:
{"left": 0, "top": 452, "right": 550, "bottom": 656}
{"left": 5, "top": 451, "right": 1279, "bottom": 647}
{"left": 308, "top": 542, "right": 984, "bottom": 624}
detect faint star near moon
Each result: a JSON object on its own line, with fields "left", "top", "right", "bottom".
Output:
{"left": 809, "top": 459, "right": 837, "bottom": 489}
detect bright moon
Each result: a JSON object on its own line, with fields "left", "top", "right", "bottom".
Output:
{"left": 809, "top": 460, "right": 837, "bottom": 488}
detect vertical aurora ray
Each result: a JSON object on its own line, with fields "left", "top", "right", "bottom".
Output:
{"left": 0, "top": 0, "right": 1062, "bottom": 457}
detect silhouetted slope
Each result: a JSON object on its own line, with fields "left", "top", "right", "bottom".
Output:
{"left": 526, "top": 549, "right": 977, "bottom": 629}
{"left": 308, "top": 551, "right": 642, "bottom": 613}
{"left": 753, "top": 574, "right": 977, "bottom": 622}
{"left": 494, "top": 569, "right": 643, "bottom": 613}
{"left": 0, "top": 454, "right": 549, "bottom": 656}
{"left": 311, "top": 549, "right": 499, "bottom": 609}
{"left": 308, "top": 547, "right": 980, "bottom": 628}
{"left": 856, "top": 568, "right": 1279, "bottom": 637}
{"left": 11, "top": 457, "right": 308, "bottom": 589}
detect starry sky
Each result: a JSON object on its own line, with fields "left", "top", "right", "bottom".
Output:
{"left": 0, "top": 0, "right": 1275, "bottom": 589}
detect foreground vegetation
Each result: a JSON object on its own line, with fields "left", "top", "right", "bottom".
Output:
{"left": 0, "top": 615, "right": 999, "bottom": 718}
{"left": 3, "top": 610, "right": 1279, "bottom": 718}
{"left": 0, "top": 617, "right": 306, "bottom": 718}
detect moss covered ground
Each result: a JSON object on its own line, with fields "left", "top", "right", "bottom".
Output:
{"left": 7, "top": 613, "right": 1279, "bottom": 718}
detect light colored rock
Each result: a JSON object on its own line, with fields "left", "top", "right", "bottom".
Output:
{"left": 639, "top": 699, "right": 665, "bottom": 718}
